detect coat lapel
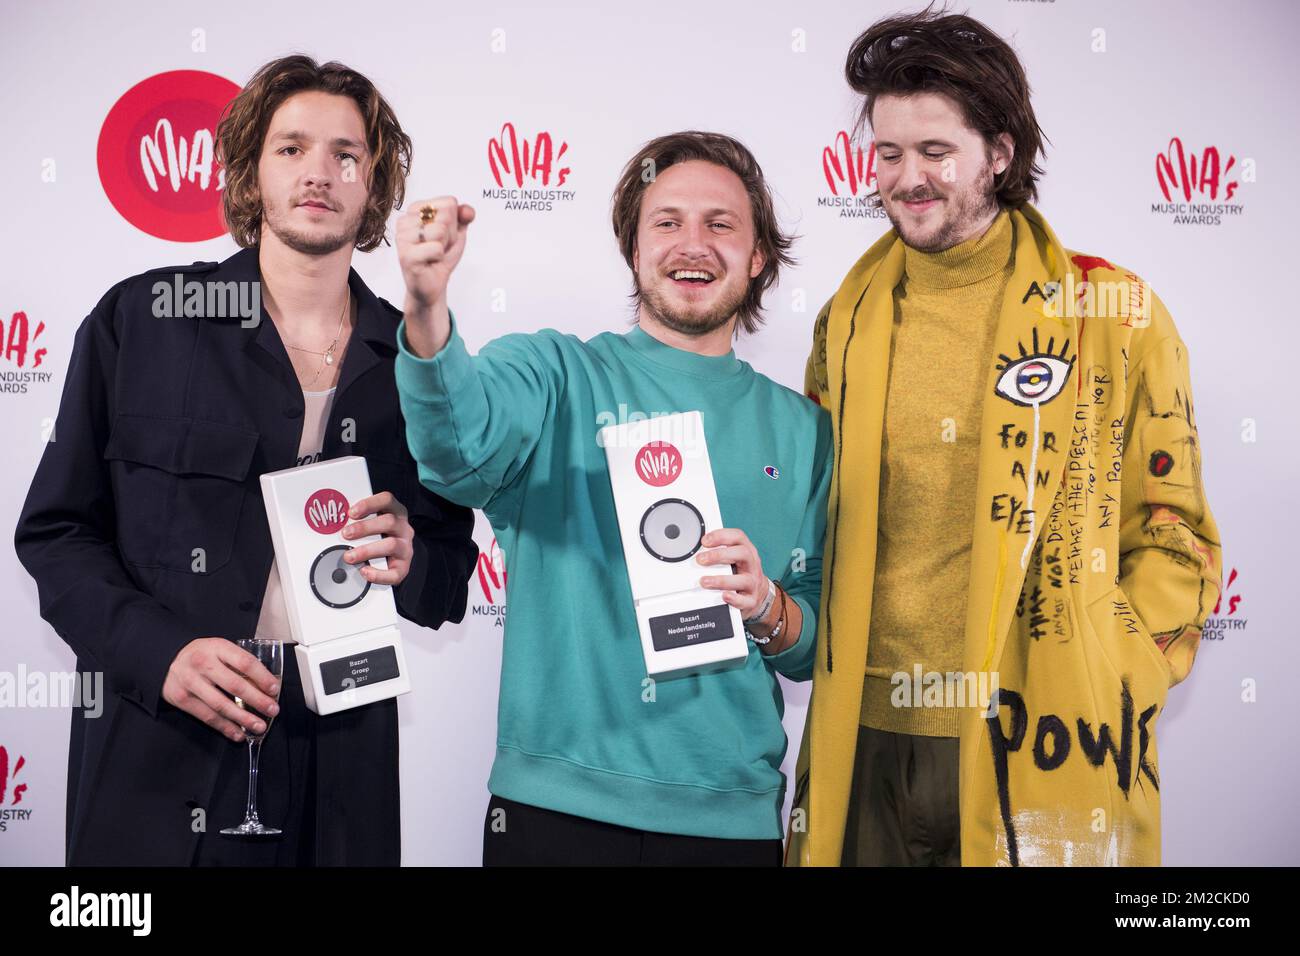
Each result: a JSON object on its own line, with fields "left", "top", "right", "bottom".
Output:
{"left": 957, "top": 207, "right": 1081, "bottom": 855}
{"left": 961, "top": 206, "right": 1079, "bottom": 685}
{"left": 808, "top": 233, "right": 903, "bottom": 864}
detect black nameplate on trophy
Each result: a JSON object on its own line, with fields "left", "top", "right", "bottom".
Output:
{"left": 649, "top": 603, "right": 734, "bottom": 651}
{"left": 320, "top": 645, "right": 401, "bottom": 695}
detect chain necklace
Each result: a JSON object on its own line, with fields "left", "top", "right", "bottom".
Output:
{"left": 284, "top": 292, "right": 349, "bottom": 389}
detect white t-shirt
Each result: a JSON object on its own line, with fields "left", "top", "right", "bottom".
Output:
{"left": 255, "top": 387, "right": 337, "bottom": 643}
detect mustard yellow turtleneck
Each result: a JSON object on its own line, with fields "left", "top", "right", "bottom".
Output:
{"left": 861, "top": 207, "right": 1015, "bottom": 736}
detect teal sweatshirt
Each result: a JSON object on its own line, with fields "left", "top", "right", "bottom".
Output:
{"left": 394, "top": 316, "right": 832, "bottom": 839}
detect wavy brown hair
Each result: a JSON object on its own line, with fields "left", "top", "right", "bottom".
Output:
{"left": 216, "top": 54, "right": 412, "bottom": 251}
{"left": 610, "top": 131, "right": 796, "bottom": 336}
{"left": 845, "top": 4, "right": 1048, "bottom": 208}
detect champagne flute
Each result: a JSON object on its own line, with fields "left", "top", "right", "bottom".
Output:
{"left": 220, "top": 638, "right": 285, "bottom": 836}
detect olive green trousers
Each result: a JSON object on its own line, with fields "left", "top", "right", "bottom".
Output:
{"left": 841, "top": 725, "right": 961, "bottom": 867}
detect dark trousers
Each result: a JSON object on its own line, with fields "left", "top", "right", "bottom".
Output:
{"left": 483, "top": 794, "right": 782, "bottom": 866}
{"left": 841, "top": 724, "right": 961, "bottom": 866}
{"left": 192, "top": 649, "right": 318, "bottom": 866}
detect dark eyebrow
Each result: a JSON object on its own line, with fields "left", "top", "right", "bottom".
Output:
{"left": 646, "top": 206, "right": 740, "bottom": 219}
{"left": 269, "top": 130, "right": 367, "bottom": 151}
{"left": 874, "top": 139, "right": 959, "bottom": 150}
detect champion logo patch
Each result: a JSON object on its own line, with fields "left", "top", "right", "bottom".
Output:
{"left": 764, "top": 465, "right": 780, "bottom": 480}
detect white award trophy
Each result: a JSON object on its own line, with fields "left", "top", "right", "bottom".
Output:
{"left": 259, "top": 456, "right": 410, "bottom": 714}
{"left": 600, "top": 410, "right": 749, "bottom": 680}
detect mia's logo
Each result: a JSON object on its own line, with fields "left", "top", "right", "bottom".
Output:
{"left": 0, "top": 746, "right": 26, "bottom": 806}
{"left": 1, "top": 311, "right": 49, "bottom": 370}
{"left": 0, "top": 744, "right": 30, "bottom": 832}
{"left": 489, "top": 122, "right": 570, "bottom": 188}
{"left": 1151, "top": 137, "right": 1248, "bottom": 226}
{"left": 305, "top": 489, "right": 350, "bottom": 534}
{"left": 822, "top": 131, "right": 876, "bottom": 196}
{"left": 483, "top": 122, "right": 576, "bottom": 212}
{"left": 470, "top": 532, "right": 508, "bottom": 628}
{"left": 635, "top": 441, "right": 682, "bottom": 487}
{"left": 476, "top": 535, "right": 507, "bottom": 605}
{"left": 97, "top": 70, "right": 240, "bottom": 242}
{"left": 1204, "top": 566, "right": 1247, "bottom": 641}
{"left": 1214, "top": 568, "right": 1243, "bottom": 616}
{"left": 817, "top": 131, "right": 887, "bottom": 220}
{"left": 1156, "top": 137, "right": 1238, "bottom": 202}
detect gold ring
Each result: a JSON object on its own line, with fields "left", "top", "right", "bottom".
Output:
{"left": 419, "top": 204, "right": 437, "bottom": 224}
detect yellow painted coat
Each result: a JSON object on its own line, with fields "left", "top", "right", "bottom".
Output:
{"left": 787, "top": 203, "right": 1221, "bottom": 866}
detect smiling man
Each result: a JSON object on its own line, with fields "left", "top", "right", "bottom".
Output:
{"left": 14, "top": 55, "right": 476, "bottom": 865}
{"left": 393, "top": 131, "right": 833, "bottom": 865}
{"left": 788, "top": 10, "right": 1221, "bottom": 867}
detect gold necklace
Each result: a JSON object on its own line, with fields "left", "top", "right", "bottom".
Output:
{"left": 285, "top": 292, "right": 349, "bottom": 389}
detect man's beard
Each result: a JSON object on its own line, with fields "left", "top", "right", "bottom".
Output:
{"left": 884, "top": 157, "right": 999, "bottom": 253}
{"left": 263, "top": 197, "right": 364, "bottom": 255}
{"left": 638, "top": 274, "right": 748, "bottom": 337}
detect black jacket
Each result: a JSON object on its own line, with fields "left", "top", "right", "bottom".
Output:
{"left": 13, "top": 246, "right": 477, "bottom": 865}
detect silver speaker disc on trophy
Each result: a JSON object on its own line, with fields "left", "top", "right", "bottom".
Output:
{"left": 638, "top": 497, "right": 705, "bottom": 563}
{"left": 309, "top": 544, "right": 371, "bottom": 608}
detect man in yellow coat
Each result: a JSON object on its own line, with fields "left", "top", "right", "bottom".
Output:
{"left": 788, "top": 10, "right": 1222, "bottom": 866}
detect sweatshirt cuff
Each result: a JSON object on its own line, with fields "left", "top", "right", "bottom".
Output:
{"left": 763, "top": 592, "right": 815, "bottom": 673}
{"left": 395, "top": 311, "right": 479, "bottom": 407}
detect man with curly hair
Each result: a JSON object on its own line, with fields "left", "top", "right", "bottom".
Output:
{"left": 14, "top": 56, "right": 477, "bottom": 865}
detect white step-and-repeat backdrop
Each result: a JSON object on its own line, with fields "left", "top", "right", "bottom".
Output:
{"left": 1, "top": 0, "right": 1294, "bottom": 865}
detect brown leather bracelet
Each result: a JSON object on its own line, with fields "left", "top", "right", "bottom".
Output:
{"left": 765, "top": 585, "right": 790, "bottom": 648}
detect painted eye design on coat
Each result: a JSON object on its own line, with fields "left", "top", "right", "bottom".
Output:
{"left": 994, "top": 329, "right": 1075, "bottom": 407}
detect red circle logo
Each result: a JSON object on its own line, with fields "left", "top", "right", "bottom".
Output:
{"left": 635, "top": 441, "right": 683, "bottom": 487}
{"left": 97, "top": 70, "right": 240, "bottom": 242}
{"left": 305, "top": 488, "right": 350, "bottom": 534}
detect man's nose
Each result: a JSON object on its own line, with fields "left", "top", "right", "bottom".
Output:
{"left": 677, "top": 219, "right": 711, "bottom": 255}
{"left": 302, "top": 150, "right": 333, "bottom": 189}
{"left": 895, "top": 152, "right": 931, "bottom": 195}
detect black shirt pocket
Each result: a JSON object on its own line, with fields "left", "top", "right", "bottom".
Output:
{"left": 103, "top": 414, "right": 259, "bottom": 573}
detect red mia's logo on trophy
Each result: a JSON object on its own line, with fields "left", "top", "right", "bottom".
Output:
{"left": 305, "top": 488, "right": 350, "bottom": 535}
{"left": 97, "top": 70, "right": 240, "bottom": 242}
{"left": 1155, "top": 137, "right": 1239, "bottom": 202}
{"left": 635, "top": 441, "right": 682, "bottom": 487}
{"left": 822, "top": 131, "right": 878, "bottom": 197}
{"left": 489, "top": 122, "right": 571, "bottom": 188}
